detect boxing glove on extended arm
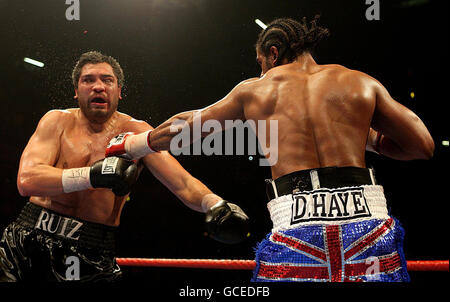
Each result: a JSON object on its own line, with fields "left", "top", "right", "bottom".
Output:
{"left": 205, "top": 200, "right": 250, "bottom": 244}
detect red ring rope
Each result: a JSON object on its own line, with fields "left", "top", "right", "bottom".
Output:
{"left": 116, "top": 258, "right": 448, "bottom": 272}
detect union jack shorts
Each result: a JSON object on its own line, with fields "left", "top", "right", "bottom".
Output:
{"left": 252, "top": 185, "right": 410, "bottom": 282}
{"left": 252, "top": 217, "right": 410, "bottom": 282}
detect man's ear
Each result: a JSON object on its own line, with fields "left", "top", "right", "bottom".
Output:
{"left": 118, "top": 86, "right": 123, "bottom": 100}
{"left": 269, "top": 46, "right": 279, "bottom": 65}
{"left": 74, "top": 89, "right": 78, "bottom": 100}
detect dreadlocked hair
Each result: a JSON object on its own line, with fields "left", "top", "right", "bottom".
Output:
{"left": 256, "top": 15, "right": 330, "bottom": 63}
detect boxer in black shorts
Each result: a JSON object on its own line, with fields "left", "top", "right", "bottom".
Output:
{"left": 1, "top": 203, "right": 120, "bottom": 281}
{"left": 0, "top": 51, "right": 249, "bottom": 282}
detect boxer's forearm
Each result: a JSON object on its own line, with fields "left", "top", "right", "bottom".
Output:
{"left": 174, "top": 176, "right": 223, "bottom": 213}
{"left": 378, "top": 134, "right": 433, "bottom": 160}
{"left": 366, "top": 128, "right": 379, "bottom": 153}
{"left": 367, "top": 128, "right": 434, "bottom": 160}
{"left": 17, "top": 164, "right": 65, "bottom": 196}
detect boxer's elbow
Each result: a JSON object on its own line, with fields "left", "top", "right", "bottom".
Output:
{"left": 17, "top": 167, "right": 42, "bottom": 196}
{"left": 405, "top": 135, "right": 435, "bottom": 160}
{"left": 413, "top": 116, "right": 435, "bottom": 160}
{"left": 418, "top": 135, "right": 435, "bottom": 160}
{"left": 17, "top": 172, "right": 33, "bottom": 196}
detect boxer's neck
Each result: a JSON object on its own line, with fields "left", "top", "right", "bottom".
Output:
{"left": 291, "top": 52, "right": 318, "bottom": 72}
{"left": 77, "top": 109, "right": 118, "bottom": 134}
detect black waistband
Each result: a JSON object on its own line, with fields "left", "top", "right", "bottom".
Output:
{"left": 266, "top": 166, "right": 376, "bottom": 201}
{"left": 16, "top": 202, "right": 117, "bottom": 251}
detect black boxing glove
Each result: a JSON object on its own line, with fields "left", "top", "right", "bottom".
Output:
{"left": 89, "top": 157, "right": 139, "bottom": 196}
{"left": 205, "top": 200, "right": 250, "bottom": 244}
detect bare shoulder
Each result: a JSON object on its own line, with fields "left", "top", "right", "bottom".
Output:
{"left": 234, "top": 77, "right": 260, "bottom": 90}
{"left": 44, "top": 108, "right": 74, "bottom": 119}
{"left": 320, "top": 63, "right": 357, "bottom": 76}
{"left": 38, "top": 108, "right": 75, "bottom": 129}
{"left": 237, "top": 76, "right": 272, "bottom": 91}
{"left": 220, "top": 77, "right": 262, "bottom": 102}
{"left": 26, "top": 109, "right": 75, "bottom": 141}
{"left": 323, "top": 64, "right": 380, "bottom": 86}
{"left": 116, "top": 111, "right": 153, "bottom": 133}
{"left": 239, "top": 77, "right": 260, "bottom": 85}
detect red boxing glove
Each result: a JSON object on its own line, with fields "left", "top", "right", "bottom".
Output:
{"left": 105, "top": 132, "right": 134, "bottom": 159}
{"left": 106, "top": 130, "right": 157, "bottom": 160}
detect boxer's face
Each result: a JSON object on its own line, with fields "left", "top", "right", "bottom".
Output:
{"left": 75, "top": 62, "right": 122, "bottom": 123}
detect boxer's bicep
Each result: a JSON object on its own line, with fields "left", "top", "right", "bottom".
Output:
{"left": 200, "top": 95, "right": 244, "bottom": 125}
{"left": 149, "top": 80, "right": 256, "bottom": 150}
{"left": 199, "top": 81, "right": 253, "bottom": 126}
{"left": 371, "top": 83, "right": 434, "bottom": 159}
{"left": 20, "top": 111, "right": 63, "bottom": 168}
{"left": 17, "top": 111, "right": 65, "bottom": 195}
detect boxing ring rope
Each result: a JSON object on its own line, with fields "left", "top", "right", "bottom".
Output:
{"left": 116, "top": 258, "right": 448, "bottom": 272}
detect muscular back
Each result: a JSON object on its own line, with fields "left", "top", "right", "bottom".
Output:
{"left": 243, "top": 63, "right": 377, "bottom": 179}
{"left": 148, "top": 56, "right": 433, "bottom": 180}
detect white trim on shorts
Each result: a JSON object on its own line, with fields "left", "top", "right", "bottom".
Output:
{"left": 267, "top": 185, "right": 389, "bottom": 232}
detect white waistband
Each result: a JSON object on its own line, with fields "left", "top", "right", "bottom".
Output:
{"left": 267, "top": 185, "right": 389, "bottom": 232}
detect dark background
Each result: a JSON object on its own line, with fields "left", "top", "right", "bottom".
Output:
{"left": 0, "top": 0, "right": 448, "bottom": 283}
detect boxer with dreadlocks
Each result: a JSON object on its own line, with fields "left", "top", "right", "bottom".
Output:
{"left": 107, "top": 16, "right": 434, "bottom": 282}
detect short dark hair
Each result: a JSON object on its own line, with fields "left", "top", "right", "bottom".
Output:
{"left": 256, "top": 16, "right": 330, "bottom": 63}
{"left": 71, "top": 51, "right": 124, "bottom": 88}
